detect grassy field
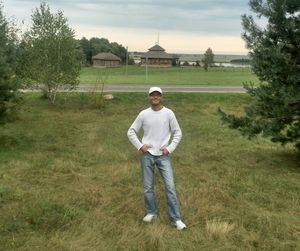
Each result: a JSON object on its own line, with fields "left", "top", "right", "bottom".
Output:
{"left": 0, "top": 93, "right": 299, "bottom": 251}
{"left": 80, "top": 66, "right": 259, "bottom": 86}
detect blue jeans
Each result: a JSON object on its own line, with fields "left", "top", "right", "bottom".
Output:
{"left": 140, "top": 152, "right": 181, "bottom": 222}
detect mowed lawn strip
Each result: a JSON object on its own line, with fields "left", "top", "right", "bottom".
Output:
{"left": 0, "top": 93, "right": 299, "bottom": 251}
{"left": 80, "top": 66, "right": 259, "bottom": 86}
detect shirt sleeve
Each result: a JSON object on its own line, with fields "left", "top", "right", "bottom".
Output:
{"left": 127, "top": 112, "right": 144, "bottom": 151}
{"left": 166, "top": 111, "right": 182, "bottom": 154}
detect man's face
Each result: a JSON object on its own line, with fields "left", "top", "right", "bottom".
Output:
{"left": 148, "top": 91, "right": 162, "bottom": 106}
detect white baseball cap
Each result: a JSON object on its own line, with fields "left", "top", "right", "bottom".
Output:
{"left": 149, "top": 87, "right": 162, "bottom": 95}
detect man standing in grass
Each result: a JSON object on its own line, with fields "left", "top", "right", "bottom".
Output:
{"left": 127, "top": 87, "right": 186, "bottom": 230}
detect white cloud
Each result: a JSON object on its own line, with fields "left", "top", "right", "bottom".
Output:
{"left": 2, "top": 0, "right": 252, "bottom": 54}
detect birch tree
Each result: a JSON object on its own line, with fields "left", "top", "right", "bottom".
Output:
{"left": 21, "top": 2, "right": 80, "bottom": 104}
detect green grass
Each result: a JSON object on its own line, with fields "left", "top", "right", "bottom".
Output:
{"left": 0, "top": 93, "right": 299, "bottom": 251}
{"left": 80, "top": 66, "right": 259, "bottom": 86}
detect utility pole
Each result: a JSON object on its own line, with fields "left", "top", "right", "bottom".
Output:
{"left": 145, "top": 56, "right": 148, "bottom": 83}
{"left": 125, "top": 46, "right": 128, "bottom": 76}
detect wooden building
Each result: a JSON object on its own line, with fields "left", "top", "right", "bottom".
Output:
{"left": 92, "top": 52, "right": 121, "bottom": 68}
{"left": 140, "top": 44, "right": 173, "bottom": 67}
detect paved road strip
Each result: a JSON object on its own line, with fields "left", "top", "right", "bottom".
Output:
{"left": 20, "top": 84, "right": 247, "bottom": 93}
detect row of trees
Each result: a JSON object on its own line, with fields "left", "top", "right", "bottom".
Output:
{"left": 79, "top": 37, "right": 127, "bottom": 65}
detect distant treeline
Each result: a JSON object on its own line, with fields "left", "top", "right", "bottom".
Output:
{"left": 230, "top": 59, "right": 251, "bottom": 64}
{"left": 77, "top": 38, "right": 251, "bottom": 66}
{"left": 78, "top": 37, "right": 128, "bottom": 65}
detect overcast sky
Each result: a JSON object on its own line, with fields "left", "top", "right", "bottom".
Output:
{"left": 3, "top": 0, "right": 252, "bottom": 54}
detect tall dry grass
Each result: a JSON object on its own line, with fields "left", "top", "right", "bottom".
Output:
{"left": 0, "top": 93, "right": 299, "bottom": 250}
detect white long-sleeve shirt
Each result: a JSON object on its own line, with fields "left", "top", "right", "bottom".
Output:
{"left": 127, "top": 107, "right": 182, "bottom": 156}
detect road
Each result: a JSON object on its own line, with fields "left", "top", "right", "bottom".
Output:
{"left": 79, "top": 84, "right": 246, "bottom": 93}
{"left": 21, "top": 84, "right": 247, "bottom": 93}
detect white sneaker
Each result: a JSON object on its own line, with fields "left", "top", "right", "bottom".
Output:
{"left": 172, "top": 220, "right": 187, "bottom": 230}
{"left": 143, "top": 214, "right": 157, "bottom": 223}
